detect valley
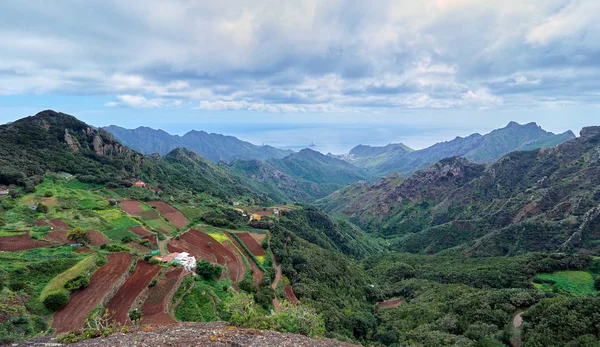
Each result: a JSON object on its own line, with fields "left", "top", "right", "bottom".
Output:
{"left": 0, "top": 111, "right": 599, "bottom": 347}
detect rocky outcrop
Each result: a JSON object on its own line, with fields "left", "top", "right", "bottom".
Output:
{"left": 64, "top": 129, "right": 81, "bottom": 152}
{"left": 16, "top": 322, "right": 358, "bottom": 347}
{"left": 580, "top": 126, "right": 600, "bottom": 139}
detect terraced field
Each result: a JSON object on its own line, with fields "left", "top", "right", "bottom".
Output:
{"left": 52, "top": 253, "right": 133, "bottom": 333}
{"left": 106, "top": 260, "right": 161, "bottom": 324}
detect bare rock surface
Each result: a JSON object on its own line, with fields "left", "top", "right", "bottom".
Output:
{"left": 13, "top": 322, "right": 358, "bottom": 347}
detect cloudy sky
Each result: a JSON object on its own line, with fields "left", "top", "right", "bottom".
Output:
{"left": 0, "top": 0, "right": 599, "bottom": 153}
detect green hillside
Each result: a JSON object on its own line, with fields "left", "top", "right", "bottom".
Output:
{"left": 318, "top": 127, "right": 600, "bottom": 256}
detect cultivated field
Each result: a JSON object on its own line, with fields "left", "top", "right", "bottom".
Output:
{"left": 0, "top": 232, "right": 50, "bottom": 251}
{"left": 52, "top": 253, "right": 133, "bottom": 333}
{"left": 171, "top": 229, "right": 245, "bottom": 283}
{"left": 235, "top": 232, "right": 266, "bottom": 256}
{"left": 142, "top": 268, "right": 184, "bottom": 325}
{"left": 225, "top": 231, "right": 263, "bottom": 286}
{"left": 106, "top": 260, "right": 161, "bottom": 324}
{"left": 148, "top": 202, "right": 190, "bottom": 229}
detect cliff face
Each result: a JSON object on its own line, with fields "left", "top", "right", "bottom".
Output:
{"left": 17, "top": 322, "right": 358, "bottom": 347}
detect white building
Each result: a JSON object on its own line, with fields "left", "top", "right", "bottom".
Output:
{"left": 173, "top": 252, "right": 196, "bottom": 271}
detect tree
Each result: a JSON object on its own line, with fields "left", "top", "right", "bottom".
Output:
{"left": 44, "top": 190, "right": 54, "bottom": 197}
{"left": 67, "top": 227, "right": 91, "bottom": 244}
{"left": 195, "top": 260, "right": 222, "bottom": 281}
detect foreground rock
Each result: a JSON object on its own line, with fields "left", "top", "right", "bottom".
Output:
{"left": 15, "top": 322, "right": 358, "bottom": 347}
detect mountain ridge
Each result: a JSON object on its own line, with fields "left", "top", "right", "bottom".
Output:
{"left": 103, "top": 125, "right": 293, "bottom": 163}
{"left": 342, "top": 121, "right": 576, "bottom": 177}
{"left": 317, "top": 126, "right": 600, "bottom": 256}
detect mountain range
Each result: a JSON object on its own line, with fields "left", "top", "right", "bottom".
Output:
{"left": 2, "top": 110, "right": 600, "bottom": 347}
{"left": 103, "top": 125, "right": 292, "bottom": 163}
{"left": 317, "top": 126, "right": 600, "bottom": 256}
{"left": 340, "top": 121, "right": 576, "bottom": 177}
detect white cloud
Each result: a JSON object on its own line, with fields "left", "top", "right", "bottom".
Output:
{"left": 0, "top": 0, "right": 598, "bottom": 112}
{"left": 105, "top": 95, "right": 182, "bottom": 108}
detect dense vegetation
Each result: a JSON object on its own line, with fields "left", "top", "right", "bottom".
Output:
{"left": 319, "top": 127, "right": 600, "bottom": 257}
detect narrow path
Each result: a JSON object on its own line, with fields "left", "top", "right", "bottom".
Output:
{"left": 266, "top": 230, "right": 282, "bottom": 312}
{"left": 271, "top": 263, "right": 283, "bottom": 312}
{"left": 511, "top": 312, "right": 524, "bottom": 347}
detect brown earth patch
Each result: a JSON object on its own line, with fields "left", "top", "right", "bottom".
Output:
{"left": 376, "top": 298, "right": 404, "bottom": 309}
{"left": 49, "top": 219, "right": 71, "bottom": 232}
{"left": 225, "top": 231, "right": 263, "bottom": 286}
{"left": 148, "top": 202, "right": 190, "bottom": 229}
{"left": 283, "top": 284, "right": 299, "bottom": 304}
{"left": 52, "top": 253, "right": 133, "bottom": 333}
{"left": 0, "top": 233, "right": 50, "bottom": 251}
{"left": 87, "top": 230, "right": 109, "bottom": 246}
{"left": 129, "top": 226, "right": 153, "bottom": 237}
{"left": 44, "top": 230, "right": 70, "bottom": 244}
{"left": 74, "top": 247, "right": 95, "bottom": 253}
{"left": 106, "top": 261, "right": 161, "bottom": 324}
{"left": 120, "top": 200, "right": 145, "bottom": 215}
{"left": 142, "top": 268, "right": 185, "bottom": 325}
{"left": 249, "top": 232, "right": 266, "bottom": 244}
{"left": 126, "top": 242, "right": 151, "bottom": 254}
{"left": 235, "top": 232, "right": 266, "bottom": 256}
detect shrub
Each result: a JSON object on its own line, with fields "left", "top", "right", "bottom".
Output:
{"left": 43, "top": 291, "right": 69, "bottom": 311}
{"left": 121, "top": 236, "right": 133, "bottom": 244}
{"left": 100, "top": 244, "right": 130, "bottom": 252}
{"left": 148, "top": 279, "right": 157, "bottom": 287}
{"left": 44, "top": 190, "right": 54, "bottom": 197}
{"left": 128, "top": 309, "right": 142, "bottom": 323}
{"left": 67, "top": 227, "right": 90, "bottom": 244}
{"left": 239, "top": 278, "right": 256, "bottom": 293}
{"left": 64, "top": 275, "right": 89, "bottom": 291}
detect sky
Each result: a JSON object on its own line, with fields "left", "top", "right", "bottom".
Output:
{"left": 0, "top": 0, "right": 599, "bottom": 153}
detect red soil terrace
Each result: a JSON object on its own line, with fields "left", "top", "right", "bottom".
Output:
{"left": 148, "top": 201, "right": 190, "bottom": 229}
{"left": 142, "top": 268, "right": 185, "bottom": 325}
{"left": 235, "top": 232, "right": 266, "bottom": 256}
{"left": 106, "top": 261, "right": 161, "bottom": 324}
{"left": 0, "top": 232, "right": 50, "bottom": 251}
{"left": 52, "top": 253, "right": 133, "bottom": 333}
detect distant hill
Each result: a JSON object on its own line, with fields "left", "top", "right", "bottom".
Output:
{"left": 266, "top": 148, "right": 369, "bottom": 196}
{"left": 226, "top": 159, "right": 330, "bottom": 203}
{"left": 317, "top": 126, "right": 600, "bottom": 256}
{"left": 103, "top": 125, "right": 292, "bottom": 163}
{"left": 0, "top": 110, "right": 263, "bottom": 202}
{"left": 344, "top": 122, "right": 575, "bottom": 177}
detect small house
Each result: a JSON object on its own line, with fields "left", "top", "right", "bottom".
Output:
{"left": 232, "top": 201, "right": 240, "bottom": 206}
{"left": 0, "top": 187, "right": 9, "bottom": 196}
{"left": 174, "top": 252, "right": 196, "bottom": 271}
{"left": 155, "top": 252, "right": 196, "bottom": 271}
{"left": 273, "top": 208, "right": 280, "bottom": 216}
{"left": 249, "top": 214, "right": 262, "bottom": 222}
{"left": 133, "top": 181, "right": 146, "bottom": 188}
{"left": 28, "top": 204, "right": 38, "bottom": 211}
